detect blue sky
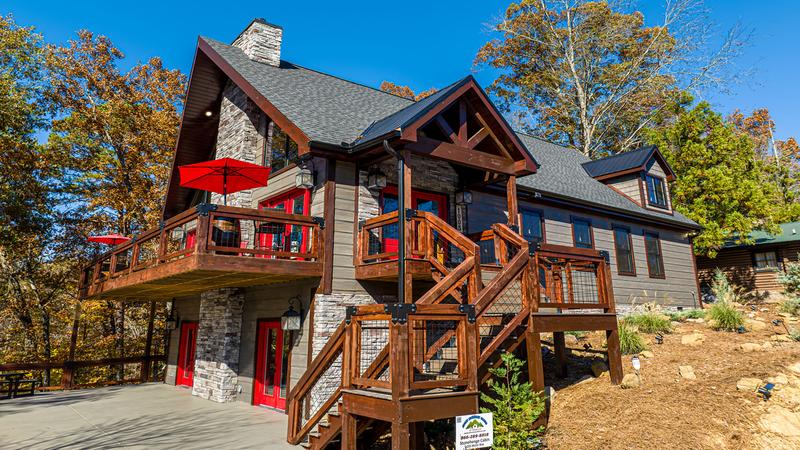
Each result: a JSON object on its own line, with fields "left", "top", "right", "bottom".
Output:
{"left": 5, "top": 0, "right": 798, "bottom": 140}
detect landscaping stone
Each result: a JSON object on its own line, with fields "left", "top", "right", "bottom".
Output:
{"left": 640, "top": 350, "right": 655, "bottom": 358}
{"left": 681, "top": 333, "right": 705, "bottom": 346}
{"left": 759, "top": 406, "right": 800, "bottom": 437}
{"left": 621, "top": 373, "right": 641, "bottom": 389}
{"left": 739, "top": 343, "right": 762, "bottom": 353}
{"left": 687, "top": 318, "right": 705, "bottom": 324}
{"left": 736, "top": 377, "right": 762, "bottom": 392}
{"left": 679, "top": 365, "right": 697, "bottom": 380}
{"left": 565, "top": 334, "right": 579, "bottom": 346}
{"left": 768, "top": 374, "right": 790, "bottom": 386}
{"left": 771, "top": 334, "right": 794, "bottom": 343}
{"left": 746, "top": 319, "right": 768, "bottom": 331}
{"left": 591, "top": 361, "right": 609, "bottom": 378}
{"left": 788, "top": 362, "right": 800, "bottom": 374}
{"left": 762, "top": 342, "right": 774, "bottom": 350}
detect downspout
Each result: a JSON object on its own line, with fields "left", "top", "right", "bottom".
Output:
{"left": 383, "top": 140, "right": 406, "bottom": 304}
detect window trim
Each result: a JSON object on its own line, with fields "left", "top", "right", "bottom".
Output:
{"left": 570, "top": 216, "right": 594, "bottom": 249}
{"left": 612, "top": 225, "right": 636, "bottom": 276}
{"left": 644, "top": 174, "right": 669, "bottom": 210}
{"left": 520, "top": 207, "right": 546, "bottom": 244}
{"left": 643, "top": 230, "right": 665, "bottom": 279}
{"left": 752, "top": 250, "right": 780, "bottom": 272}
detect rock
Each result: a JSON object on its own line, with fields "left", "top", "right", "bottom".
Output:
{"left": 687, "top": 318, "right": 706, "bottom": 323}
{"left": 759, "top": 406, "right": 800, "bottom": 437}
{"left": 746, "top": 319, "right": 768, "bottom": 331}
{"left": 780, "top": 312, "right": 793, "bottom": 318}
{"left": 591, "top": 361, "right": 609, "bottom": 378}
{"left": 768, "top": 374, "right": 790, "bottom": 386}
{"left": 788, "top": 362, "right": 800, "bottom": 374}
{"left": 564, "top": 334, "right": 579, "bottom": 346}
{"left": 740, "top": 343, "right": 762, "bottom": 353}
{"left": 737, "top": 377, "right": 762, "bottom": 392}
{"left": 621, "top": 373, "right": 641, "bottom": 389}
{"left": 679, "top": 365, "right": 697, "bottom": 380}
{"left": 762, "top": 342, "right": 774, "bottom": 350}
{"left": 681, "top": 333, "right": 706, "bottom": 346}
{"left": 640, "top": 350, "right": 655, "bottom": 359}
{"left": 772, "top": 334, "right": 794, "bottom": 342}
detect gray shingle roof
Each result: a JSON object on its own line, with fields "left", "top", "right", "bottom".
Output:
{"left": 516, "top": 135, "right": 698, "bottom": 229}
{"left": 582, "top": 145, "right": 657, "bottom": 178}
{"left": 202, "top": 37, "right": 413, "bottom": 146}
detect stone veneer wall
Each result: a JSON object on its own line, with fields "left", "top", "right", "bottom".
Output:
{"left": 192, "top": 288, "right": 245, "bottom": 402}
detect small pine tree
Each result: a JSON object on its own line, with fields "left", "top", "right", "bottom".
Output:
{"left": 480, "top": 352, "right": 545, "bottom": 449}
{"left": 779, "top": 258, "right": 800, "bottom": 297}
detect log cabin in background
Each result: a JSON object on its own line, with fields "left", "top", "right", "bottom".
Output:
{"left": 697, "top": 222, "right": 800, "bottom": 294}
{"left": 76, "top": 18, "right": 702, "bottom": 448}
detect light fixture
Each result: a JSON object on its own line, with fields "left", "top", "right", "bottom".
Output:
{"left": 165, "top": 303, "right": 178, "bottom": 330}
{"left": 281, "top": 297, "right": 303, "bottom": 331}
{"left": 367, "top": 167, "right": 387, "bottom": 191}
{"left": 758, "top": 383, "right": 775, "bottom": 401}
{"left": 295, "top": 160, "right": 314, "bottom": 190}
{"left": 655, "top": 333, "right": 664, "bottom": 345}
{"left": 737, "top": 325, "right": 746, "bottom": 334}
{"left": 631, "top": 355, "right": 641, "bottom": 371}
{"left": 204, "top": 110, "right": 213, "bottom": 117}
{"left": 455, "top": 189, "right": 473, "bottom": 206}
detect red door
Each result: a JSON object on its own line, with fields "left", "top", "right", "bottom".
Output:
{"left": 253, "top": 320, "right": 290, "bottom": 410}
{"left": 381, "top": 186, "right": 448, "bottom": 255}
{"left": 176, "top": 322, "right": 198, "bottom": 387}
{"left": 258, "top": 189, "right": 311, "bottom": 258}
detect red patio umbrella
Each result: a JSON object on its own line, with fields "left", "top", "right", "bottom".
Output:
{"left": 178, "top": 157, "right": 271, "bottom": 205}
{"left": 88, "top": 234, "right": 131, "bottom": 245}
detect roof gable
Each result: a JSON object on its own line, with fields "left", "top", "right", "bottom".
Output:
{"left": 582, "top": 145, "right": 676, "bottom": 181}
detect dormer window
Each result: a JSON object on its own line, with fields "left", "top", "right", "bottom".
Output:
{"left": 645, "top": 175, "right": 668, "bottom": 209}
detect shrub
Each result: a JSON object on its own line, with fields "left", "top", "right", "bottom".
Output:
{"left": 480, "top": 352, "right": 545, "bottom": 449}
{"left": 779, "top": 297, "right": 800, "bottom": 316}
{"left": 666, "top": 309, "right": 706, "bottom": 322}
{"left": 618, "top": 321, "right": 647, "bottom": 354}
{"left": 710, "top": 268, "right": 741, "bottom": 303}
{"left": 623, "top": 312, "right": 673, "bottom": 334}
{"left": 779, "top": 258, "right": 800, "bottom": 297}
{"left": 707, "top": 301, "right": 744, "bottom": 331}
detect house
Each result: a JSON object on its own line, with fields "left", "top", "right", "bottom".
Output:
{"left": 77, "top": 19, "right": 700, "bottom": 448}
{"left": 697, "top": 222, "right": 800, "bottom": 294}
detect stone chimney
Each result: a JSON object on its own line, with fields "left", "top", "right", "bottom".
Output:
{"left": 232, "top": 18, "right": 283, "bottom": 66}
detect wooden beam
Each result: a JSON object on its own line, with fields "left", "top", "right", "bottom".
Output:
{"left": 467, "top": 127, "right": 490, "bottom": 149}
{"left": 405, "top": 137, "right": 516, "bottom": 175}
{"left": 507, "top": 175, "right": 518, "bottom": 226}
{"left": 473, "top": 111, "right": 512, "bottom": 158}
{"left": 458, "top": 99, "right": 468, "bottom": 145}
{"left": 321, "top": 159, "right": 336, "bottom": 294}
{"left": 435, "top": 116, "right": 458, "bottom": 144}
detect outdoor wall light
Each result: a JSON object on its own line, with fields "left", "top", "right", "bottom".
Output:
{"left": 204, "top": 110, "right": 213, "bottom": 117}
{"left": 367, "top": 167, "right": 387, "bottom": 191}
{"left": 455, "top": 189, "right": 473, "bottom": 206}
{"left": 281, "top": 297, "right": 303, "bottom": 331}
{"left": 295, "top": 161, "right": 314, "bottom": 190}
{"left": 165, "top": 303, "right": 178, "bottom": 330}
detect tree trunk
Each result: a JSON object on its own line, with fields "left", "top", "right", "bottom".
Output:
{"left": 41, "top": 308, "right": 52, "bottom": 386}
{"left": 115, "top": 301, "right": 125, "bottom": 381}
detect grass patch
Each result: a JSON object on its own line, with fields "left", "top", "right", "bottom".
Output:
{"left": 666, "top": 309, "right": 706, "bottom": 322}
{"left": 565, "top": 330, "right": 588, "bottom": 338}
{"left": 618, "top": 321, "right": 647, "bottom": 355}
{"left": 706, "top": 301, "right": 744, "bottom": 331}
{"left": 623, "top": 312, "right": 673, "bottom": 334}
{"left": 779, "top": 297, "right": 800, "bottom": 316}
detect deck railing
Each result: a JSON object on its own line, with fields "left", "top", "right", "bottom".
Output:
{"left": 79, "top": 203, "right": 324, "bottom": 297}
{"left": 534, "top": 243, "right": 614, "bottom": 311}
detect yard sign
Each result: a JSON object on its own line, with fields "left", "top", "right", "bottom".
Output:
{"left": 455, "top": 412, "right": 493, "bottom": 449}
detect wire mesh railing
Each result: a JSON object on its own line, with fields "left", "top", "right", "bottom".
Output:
{"left": 535, "top": 244, "right": 611, "bottom": 309}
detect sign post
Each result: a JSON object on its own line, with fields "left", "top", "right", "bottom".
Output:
{"left": 455, "top": 412, "right": 494, "bottom": 449}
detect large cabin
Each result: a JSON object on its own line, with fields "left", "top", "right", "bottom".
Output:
{"left": 77, "top": 19, "right": 701, "bottom": 448}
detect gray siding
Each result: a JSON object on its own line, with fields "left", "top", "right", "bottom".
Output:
{"left": 606, "top": 174, "right": 642, "bottom": 206}
{"left": 332, "top": 161, "right": 360, "bottom": 292}
{"left": 467, "top": 191, "right": 699, "bottom": 308}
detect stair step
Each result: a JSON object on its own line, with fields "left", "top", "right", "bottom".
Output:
{"left": 300, "top": 443, "right": 311, "bottom": 449}
{"left": 309, "top": 432, "right": 321, "bottom": 438}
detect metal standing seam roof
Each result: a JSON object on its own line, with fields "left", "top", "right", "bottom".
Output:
{"left": 721, "top": 222, "right": 800, "bottom": 248}
{"left": 581, "top": 145, "right": 657, "bottom": 178}
{"left": 199, "top": 37, "right": 698, "bottom": 230}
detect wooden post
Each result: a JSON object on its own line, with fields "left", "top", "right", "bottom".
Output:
{"left": 402, "top": 151, "right": 413, "bottom": 304}
{"left": 391, "top": 421, "right": 412, "bottom": 450}
{"left": 526, "top": 330, "right": 545, "bottom": 394}
{"left": 606, "top": 328, "right": 623, "bottom": 385}
{"left": 321, "top": 158, "right": 336, "bottom": 294}
{"left": 140, "top": 300, "right": 157, "bottom": 382}
{"left": 390, "top": 321, "right": 410, "bottom": 400}
{"left": 341, "top": 411, "right": 358, "bottom": 450}
{"left": 506, "top": 175, "right": 518, "bottom": 227}
{"left": 553, "top": 332, "right": 567, "bottom": 378}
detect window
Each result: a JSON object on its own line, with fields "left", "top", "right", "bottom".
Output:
{"left": 644, "top": 232, "right": 665, "bottom": 278}
{"left": 613, "top": 226, "right": 635, "bottom": 275}
{"left": 645, "top": 175, "right": 668, "bottom": 209}
{"left": 572, "top": 218, "right": 593, "bottom": 249}
{"left": 520, "top": 210, "right": 545, "bottom": 244}
{"left": 754, "top": 251, "right": 779, "bottom": 271}
{"left": 268, "top": 123, "right": 298, "bottom": 171}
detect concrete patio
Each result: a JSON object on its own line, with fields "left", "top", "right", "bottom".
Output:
{"left": 0, "top": 383, "right": 295, "bottom": 449}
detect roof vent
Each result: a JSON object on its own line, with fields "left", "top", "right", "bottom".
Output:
{"left": 232, "top": 18, "right": 283, "bottom": 67}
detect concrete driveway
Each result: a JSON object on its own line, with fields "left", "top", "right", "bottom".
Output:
{"left": 0, "top": 383, "right": 296, "bottom": 449}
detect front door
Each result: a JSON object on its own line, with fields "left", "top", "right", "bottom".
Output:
{"left": 253, "top": 320, "right": 290, "bottom": 410}
{"left": 176, "top": 321, "right": 198, "bottom": 387}
{"left": 381, "top": 186, "right": 448, "bottom": 255}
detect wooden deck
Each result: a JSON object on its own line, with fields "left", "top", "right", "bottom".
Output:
{"left": 78, "top": 204, "right": 324, "bottom": 300}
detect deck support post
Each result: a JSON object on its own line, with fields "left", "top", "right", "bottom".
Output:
{"left": 606, "top": 328, "right": 623, "bottom": 384}
{"left": 391, "top": 421, "right": 412, "bottom": 450}
{"left": 341, "top": 411, "right": 357, "bottom": 450}
{"left": 553, "top": 331, "right": 567, "bottom": 378}
{"left": 525, "top": 331, "right": 545, "bottom": 393}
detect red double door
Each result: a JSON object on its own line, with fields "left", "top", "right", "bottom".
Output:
{"left": 176, "top": 322, "right": 198, "bottom": 387}
{"left": 253, "top": 320, "right": 290, "bottom": 410}
{"left": 381, "top": 186, "right": 448, "bottom": 254}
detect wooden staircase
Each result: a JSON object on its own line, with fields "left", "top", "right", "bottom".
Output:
{"left": 287, "top": 213, "right": 623, "bottom": 449}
